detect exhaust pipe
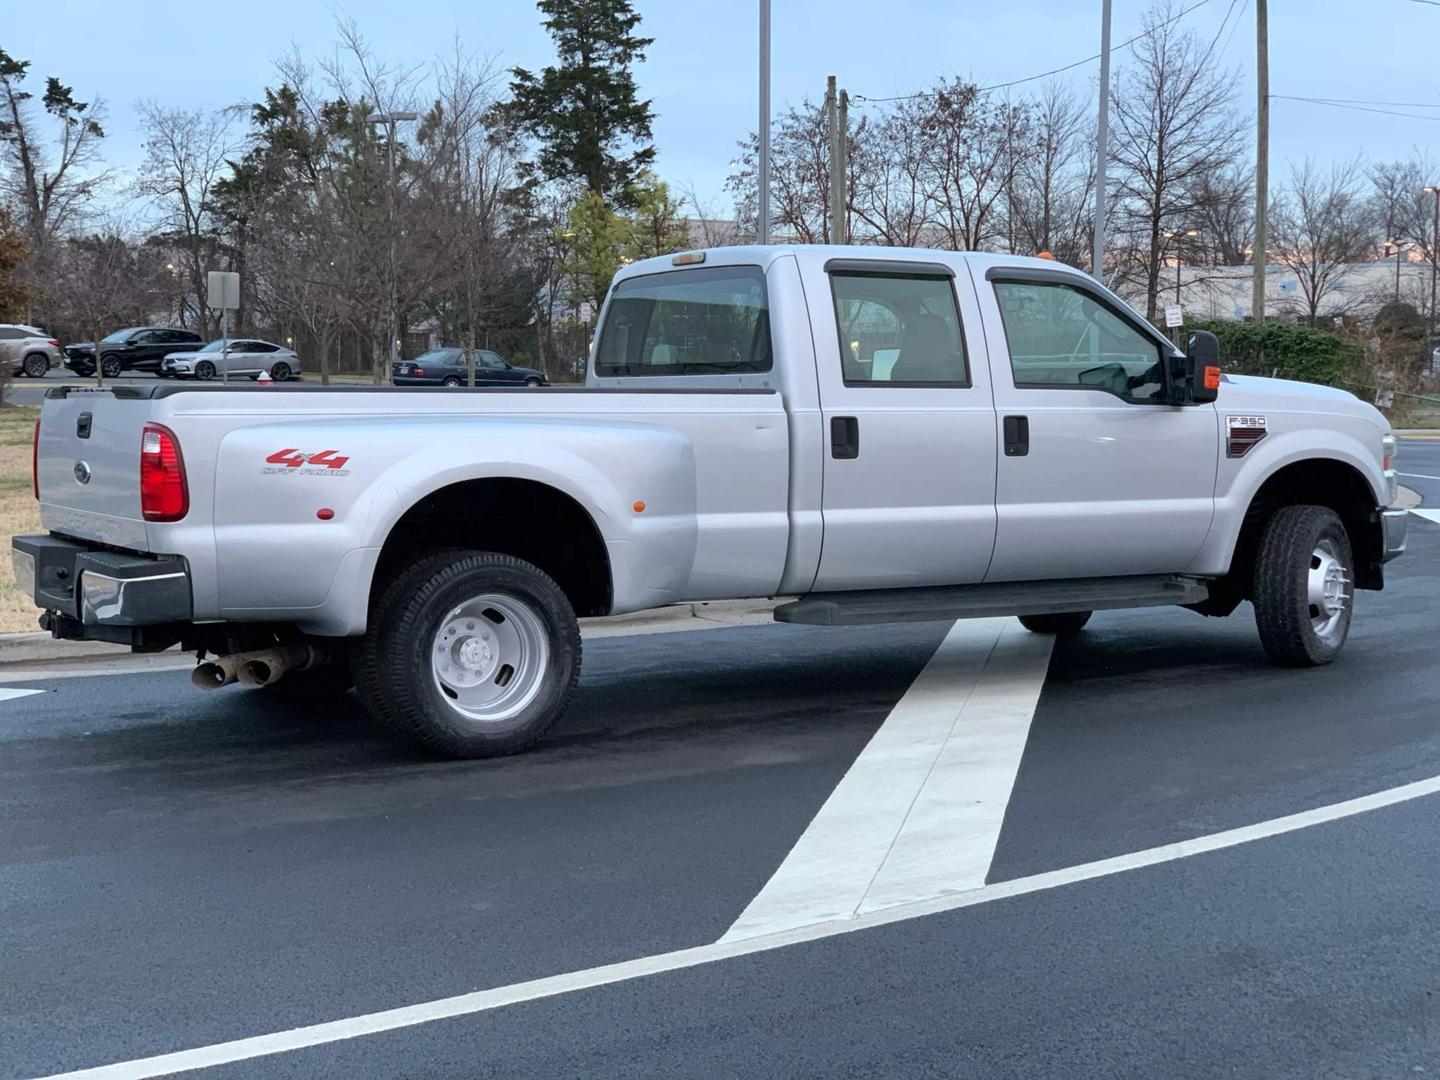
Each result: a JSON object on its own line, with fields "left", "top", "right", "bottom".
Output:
{"left": 191, "top": 654, "right": 246, "bottom": 690}
{"left": 236, "top": 645, "right": 322, "bottom": 689}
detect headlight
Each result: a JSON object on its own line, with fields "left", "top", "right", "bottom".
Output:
{"left": 1383, "top": 433, "right": 1399, "bottom": 505}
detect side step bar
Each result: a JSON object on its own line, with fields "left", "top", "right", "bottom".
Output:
{"left": 773, "top": 575, "right": 1210, "bottom": 627}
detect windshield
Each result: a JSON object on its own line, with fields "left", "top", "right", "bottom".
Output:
{"left": 101, "top": 328, "right": 138, "bottom": 343}
{"left": 197, "top": 340, "right": 225, "bottom": 353}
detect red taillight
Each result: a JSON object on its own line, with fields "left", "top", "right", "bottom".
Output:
{"left": 413, "top": 367, "right": 425, "bottom": 377}
{"left": 32, "top": 420, "right": 40, "bottom": 500}
{"left": 48, "top": 338, "right": 59, "bottom": 347}
{"left": 140, "top": 423, "right": 188, "bottom": 522}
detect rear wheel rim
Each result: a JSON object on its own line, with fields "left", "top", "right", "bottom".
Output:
{"left": 270, "top": 363, "right": 290, "bottom": 381}
{"left": 430, "top": 593, "right": 550, "bottom": 724}
{"left": 1307, "top": 538, "right": 1351, "bottom": 645}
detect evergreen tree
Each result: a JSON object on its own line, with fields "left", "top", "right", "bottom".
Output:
{"left": 508, "top": 0, "right": 655, "bottom": 205}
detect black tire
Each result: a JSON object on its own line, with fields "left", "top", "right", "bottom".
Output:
{"left": 194, "top": 360, "right": 216, "bottom": 381}
{"left": 100, "top": 354, "right": 123, "bottom": 379}
{"left": 524, "top": 376, "right": 542, "bottom": 387}
{"left": 442, "top": 375, "right": 462, "bottom": 387}
{"left": 1018, "top": 611, "right": 1093, "bottom": 634}
{"left": 269, "top": 361, "right": 292, "bottom": 382}
{"left": 23, "top": 353, "right": 49, "bottom": 378}
{"left": 356, "top": 551, "right": 580, "bottom": 758}
{"left": 1253, "top": 505, "right": 1354, "bottom": 667}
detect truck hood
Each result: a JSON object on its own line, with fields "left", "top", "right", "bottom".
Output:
{"left": 1218, "top": 374, "right": 1389, "bottom": 432}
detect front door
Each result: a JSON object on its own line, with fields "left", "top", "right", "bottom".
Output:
{"left": 975, "top": 267, "right": 1217, "bottom": 582}
{"left": 809, "top": 258, "right": 998, "bottom": 592}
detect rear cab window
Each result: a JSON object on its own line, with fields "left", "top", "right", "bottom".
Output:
{"left": 594, "top": 265, "right": 772, "bottom": 377}
{"left": 828, "top": 270, "right": 969, "bottom": 387}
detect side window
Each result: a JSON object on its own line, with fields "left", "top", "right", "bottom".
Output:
{"left": 595, "top": 265, "right": 771, "bottom": 376}
{"left": 479, "top": 351, "right": 505, "bottom": 369}
{"left": 0, "top": 328, "right": 24, "bottom": 340}
{"left": 249, "top": 342, "right": 277, "bottom": 353}
{"left": 829, "top": 272, "right": 968, "bottom": 386}
{"left": 992, "top": 280, "right": 1166, "bottom": 403}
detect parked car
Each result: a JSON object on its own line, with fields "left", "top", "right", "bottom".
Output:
{"left": 64, "top": 327, "right": 204, "bottom": 378}
{"left": 16, "top": 245, "right": 1408, "bottom": 761}
{"left": 391, "top": 347, "right": 547, "bottom": 387}
{"left": 0, "top": 324, "right": 62, "bottom": 378}
{"left": 161, "top": 339, "right": 301, "bottom": 381}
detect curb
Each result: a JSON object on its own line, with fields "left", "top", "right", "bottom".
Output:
{"left": 0, "top": 599, "right": 786, "bottom": 668}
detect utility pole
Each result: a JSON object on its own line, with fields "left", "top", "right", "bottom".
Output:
{"left": 1425, "top": 186, "right": 1440, "bottom": 334}
{"left": 758, "top": 0, "right": 772, "bottom": 244}
{"left": 1252, "top": 0, "right": 1268, "bottom": 324}
{"left": 826, "top": 75, "right": 839, "bottom": 243}
{"left": 837, "top": 88, "right": 849, "bottom": 245}
{"left": 367, "top": 110, "right": 417, "bottom": 383}
{"left": 1092, "top": 0, "right": 1113, "bottom": 281}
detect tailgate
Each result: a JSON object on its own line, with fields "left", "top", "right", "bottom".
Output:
{"left": 36, "top": 389, "right": 154, "bottom": 551}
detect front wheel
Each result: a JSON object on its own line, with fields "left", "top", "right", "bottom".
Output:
{"left": 1019, "top": 611, "right": 1092, "bottom": 634}
{"left": 100, "top": 354, "right": 123, "bottom": 379}
{"left": 194, "top": 360, "right": 216, "bottom": 381}
{"left": 23, "top": 353, "right": 49, "bottom": 378}
{"left": 524, "top": 376, "right": 542, "bottom": 387}
{"left": 355, "top": 552, "right": 581, "bottom": 758}
{"left": 1253, "top": 505, "right": 1354, "bottom": 666}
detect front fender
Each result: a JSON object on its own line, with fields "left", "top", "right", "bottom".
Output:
{"left": 210, "top": 416, "right": 698, "bottom": 631}
{"left": 1188, "top": 420, "right": 1386, "bottom": 576}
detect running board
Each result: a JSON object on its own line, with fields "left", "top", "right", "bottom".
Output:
{"left": 773, "top": 575, "right": 1210, "bottom": 627}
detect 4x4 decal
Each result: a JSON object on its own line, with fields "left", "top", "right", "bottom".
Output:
{"left": 262, "top": 449, "right": 352, "bottom": 476}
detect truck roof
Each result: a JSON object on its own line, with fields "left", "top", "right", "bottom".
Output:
{"left": 616, "top": 245, "right": 1094, "bottom": 284}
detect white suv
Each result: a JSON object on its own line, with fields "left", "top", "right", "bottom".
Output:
{"left": 0, "top": 324, "right": 62, "bottom": 378}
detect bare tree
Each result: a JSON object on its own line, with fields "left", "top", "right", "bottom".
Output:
{"left": 50, "top": 220, "right": 159, "bottom": 387}
{"left": 136, "top": 103, "right": 239, "bottom": 337}
{"left": 850, "top": 98, "right": 932, "bottom": 247}
{"left": 727, "top": 99, "right": 833, "bottom": 244}
{"left": 1108, "top": 2, "right": 1246, "bottom": 319}
{"left": 1270, "top": 158, "right": 1377, "bottom": 323}
{"left": 1187, "top": 161, "right": 1253, "bottom": 267}
{"left": 1011, "top": 79, "right": 1092, "bottom": 264}
{"left": 921, "top": 79, "right": 1027, "bottom": 252}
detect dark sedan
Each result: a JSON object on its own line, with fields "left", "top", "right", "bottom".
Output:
{"left": 391, "top": 348, "right": 548, "bottom": 387}
{"left": 65, "top": 327, "right": 204, "bottom": 378}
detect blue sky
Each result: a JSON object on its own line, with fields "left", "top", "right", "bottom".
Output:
{"left": 14, "top": 0, "right": 1440, "bottom": 211}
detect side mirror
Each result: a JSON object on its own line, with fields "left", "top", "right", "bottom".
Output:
{"left": 1172, "top": 330, "right": 1220, "bottom": 404}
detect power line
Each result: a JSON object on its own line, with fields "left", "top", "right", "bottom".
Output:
{"left": 1272, "top": 94, "right": 1440, "bottom": 122}
{"left": 1276, "top": 94, "right": 1440, "bottom": 109}
{"left": 850, "top": 0, "right": 1214, "bottom": 105}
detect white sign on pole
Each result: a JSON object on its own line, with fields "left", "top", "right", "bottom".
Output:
{"left": 207, "top": 271, "right": 240, "bottom": 311}
{"left": 1164, "top": 304, "right": 1184, "bottom": 328}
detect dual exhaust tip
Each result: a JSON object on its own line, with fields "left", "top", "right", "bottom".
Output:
{"left": 191, "top": 645, "right": 320, "bottom": 691}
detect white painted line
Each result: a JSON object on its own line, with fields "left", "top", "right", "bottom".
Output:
{"left": 721, "top": 617, "right": 1052, "bottom": 942}
{"left": 1399, "top": 472, "right": 1440, "bottom": 481}
{"left": 1411, "top": 508, "right": 1440, "bottom": 526}
{"left": 0, "top": 687, "right": 43, "bottom": 704}
{"left": 39, "top": 772, "right": 1440, "bottom": 1080}
{"left": 0, "top": 656, "right": 195, "bottom": 684}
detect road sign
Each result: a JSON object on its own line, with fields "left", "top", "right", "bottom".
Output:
{"left": 1164, "top": 304, "right": 1184, "bottom": 328}
{"left": 207, "top": 271, "right": 240, "bottom": 311}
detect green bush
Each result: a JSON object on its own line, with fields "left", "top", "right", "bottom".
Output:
{"left": 1188, "top": 319, "right": 1365, "bottom": 388}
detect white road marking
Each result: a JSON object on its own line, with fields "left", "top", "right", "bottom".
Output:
{"left": 721, "top": 617, "right": 1053, "bottom": 942}
{"left": 1411, "top": 508, "right": 1440, "bottom": 525}
{"left": 1399, "top": 472, "right": 1440, "bottom": 481}
{"left": 38, "top": 772, "right": 1440, "bottom": 1080}
{"left": 0, "top": 655, "right": 195, "bottom": 684}
{"left": 0, "top": 687, "right": 43, "bottom": 704}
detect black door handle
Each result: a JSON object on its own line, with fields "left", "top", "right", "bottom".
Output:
{"left": 1003, "top": 415, "right": 1029, "bottom": 457}
{"left": 831, "top": 416, "right": 860, "bottom": 459}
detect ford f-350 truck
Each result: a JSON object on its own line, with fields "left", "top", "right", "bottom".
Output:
{"left": 14, "top": 246, "right": 1409, "bottom": 757}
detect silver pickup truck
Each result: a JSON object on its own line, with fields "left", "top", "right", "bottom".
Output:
{"left": 14, "top": 245, "right": 1408, "bottom": 757}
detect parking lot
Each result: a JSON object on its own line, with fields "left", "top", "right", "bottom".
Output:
{"left": 2, "top": 465, "right": 1438, "bottom": 1078}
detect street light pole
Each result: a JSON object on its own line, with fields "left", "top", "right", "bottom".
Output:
{"left": 1092, "top": 0, "right": 1113, "bottom": 281}
{"left": 367, "top": 110, "right": 417, "bottom": 383}
{"left": 758, "top": 0, "right": 771, "bottom": 244}
{"left": 1426, "top": 185, "right": 1440, "bottom": 334}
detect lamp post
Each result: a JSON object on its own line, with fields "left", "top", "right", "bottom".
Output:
{"left": 366, "top": 110, "right": 418, "bottom": 381}
{"left": 1424, "top": 185, "right": 1440, "bottom": 334}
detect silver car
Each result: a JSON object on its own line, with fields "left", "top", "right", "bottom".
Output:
{"left": 0, "top": 324, "right": 62, "bottom": 378}
{"left": 160, "top": 339, "right": 302, "bottom": 381}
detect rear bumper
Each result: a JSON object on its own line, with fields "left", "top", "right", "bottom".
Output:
{"left": 1380, "top": 507, "right": 1409, "bottom": 562}
{"left": 12, "top": 534, "right": 192, "bottom": 644}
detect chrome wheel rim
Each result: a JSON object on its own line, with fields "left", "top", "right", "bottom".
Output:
{"left": 430, "top": 593, "right": 549, "bottom": 723}
{"left": 24, "top": 356, "right": 46, "bottom": 377}
{"left": 1307, "top": 538, "right": 1351, "bottom": 644}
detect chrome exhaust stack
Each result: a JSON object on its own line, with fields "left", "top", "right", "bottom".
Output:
{"left": 191, "top": 654, "right": 247, "bottom": 690}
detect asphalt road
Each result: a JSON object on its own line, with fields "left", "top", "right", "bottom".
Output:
{"left": 1399, "top": 435, "right": 1440, "bottom": 506}
{"left": 3, "top": 521, "right": 1439, "bottom": 1078}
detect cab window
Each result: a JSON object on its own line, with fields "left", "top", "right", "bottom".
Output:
{"left": 594, "top": 265, "right": 771, "bottom": 376}
{"left": 829, "top": 272, "right": 969, "bottom": 386}
{"left": 992, "top": 279, "right": 1166, "bottom": 403}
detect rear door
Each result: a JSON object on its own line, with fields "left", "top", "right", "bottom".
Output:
{"left": 807, "top": 257, "right": 998, "bottom": 591}
{"left": 976, "top": 265, "right": 1217, "bottom": 581}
